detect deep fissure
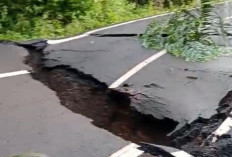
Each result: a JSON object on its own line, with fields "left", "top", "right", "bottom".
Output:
{"left": 24, "top": 46, "right": 178, "bottom": 146}
{"left": 18, "top": 41, "right": 232, "bottom": 156}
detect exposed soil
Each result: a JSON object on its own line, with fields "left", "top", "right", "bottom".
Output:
{"left": 169, "top": 91, "right": 232, "bottom": 157}
{"left": 20, "top": 41, "right": 232, "bottom": 157}
{"left": 24, "top": 48, "right": 177, "bottom": 146}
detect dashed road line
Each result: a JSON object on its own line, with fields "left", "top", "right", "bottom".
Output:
{"left": 108, "top": 143, "right": 193, "bottom": 157}
{"left": 109, "top": 50, "right": 167, "bottom": 89}
{"left": 0, "top": 70, "right": 30, "bottom": 79}
{"left": 212, "top": 111, "right": 232, "bottom": 142}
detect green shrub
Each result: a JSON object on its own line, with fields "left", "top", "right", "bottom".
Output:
{"left": 140, "top": 0, "right": 232, "bottom": 62}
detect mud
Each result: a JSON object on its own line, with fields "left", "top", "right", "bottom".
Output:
{"left": 24, "top": 47, "right": 177, "bottom": 146}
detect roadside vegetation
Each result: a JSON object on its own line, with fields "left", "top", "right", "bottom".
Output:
{"left": 141, "top": 0, "right": 232, "bottom": 61}
{"left": 0, "top": 0, "right": 207, "bottom": 41}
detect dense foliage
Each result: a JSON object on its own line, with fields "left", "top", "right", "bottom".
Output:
{"left": 141, "top": 0, "right": 232, "bottom": 62}
{"left": 0, "top": 0, "right": 93, "bottom": 38}
{"left": 0, "top": 0, "right": 197, "bottom": 40}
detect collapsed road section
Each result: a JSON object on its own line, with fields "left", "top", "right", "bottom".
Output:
{"left": 21, "top": 35, "right": 232, "bottom": 157}
{"left": 0, "top": 42, "right": 130, "bottom": 157}
{"left": 12, "top": 1, "right": 232, "bottom": 156}
{"left": 41, "top": 33, "right": 232, "bottom": 125}
{"left": 24, "top": 41, "right": 177, "bottom": 146}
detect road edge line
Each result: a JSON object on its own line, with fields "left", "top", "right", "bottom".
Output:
{"left": 47, "top": 12, "right": 172, "bottom": 45}
{"left": 47, "top": 1, "right": 231, "bottom": 45}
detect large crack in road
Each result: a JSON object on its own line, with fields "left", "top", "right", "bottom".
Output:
{"left": 12, "top": 2, "right": 232, "bottom": 153}
{"left": 19, "top": 40, "right": 232, "bottom": 156}
{"left": 2, "top": 2, "right": 232, "bottom": 155}
{"left": 24, "top": 45, "right": 178, "bottom": 146}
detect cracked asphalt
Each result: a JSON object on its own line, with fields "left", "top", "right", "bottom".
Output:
{"left": 0, "top": 43, "right": 129, "bottom": 157}
{"left": 1, "top": 1, "right": 232, "bottom": 157}
{"left": 43, "top": 1, "right": 232, "bottom": 129}
{"left": 44, "top": 31, "right": 232, "bottom": 127}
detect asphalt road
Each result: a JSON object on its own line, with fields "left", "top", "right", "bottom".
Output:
{"left": 44, "top": 2, "right": 232, "bottom": 127}
{"left": 0, "top": 43, "right": 192, "bottom": 157}
{"left": 44, "top": 36, "right": 156, "bottom": 85}
{"left": 126, "top": 54, "right": 232, "bottom": 123}
{"left": 1, "top": 2, "right": 232, "bottom": 157}
{"left": 44, "top": 13, "right": 232, "bottom": 127}
{"left": 0, "top": 44, "right": 30, "bottom": 73}
{"left": 0, "top": 44, "right": 128, "bottom": 157}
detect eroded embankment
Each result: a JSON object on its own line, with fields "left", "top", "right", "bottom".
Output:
{"left": 23, "top": 42, "right": 177, "bottom": 146}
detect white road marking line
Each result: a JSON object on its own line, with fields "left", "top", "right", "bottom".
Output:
{"left": 48, "top": 34, "right": 89, "bottom": 45}
{"left": 47, "top": 12, "right": 172, "bottom": 45}
{"left": 109, "top": 143, "right": 143, "bottom": 157}
{"left": 225, "top": 16, "right": 232, "bottom": 21}
{"left": 212, "top": 111, "right": 232, "bottom": 142}
{"left": 226, "top": 16, "right": 232, "bottom": 19}
{"left": 171, "top": 151, "right": 194, "bottom": 157}
{"left": 108, "top": 143, "right": 193, "bottom": 157}
{"left": 120, "top": 147, "right": 144, "bottom": 157}
{"left": 0, "top": 70, "right": 30, "bottom": 79}
{"left": 47, "top": 1, "right": 230, "bottom": 45}
{"left": 109, "top": 50, "right": 167, "bottom": 89}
